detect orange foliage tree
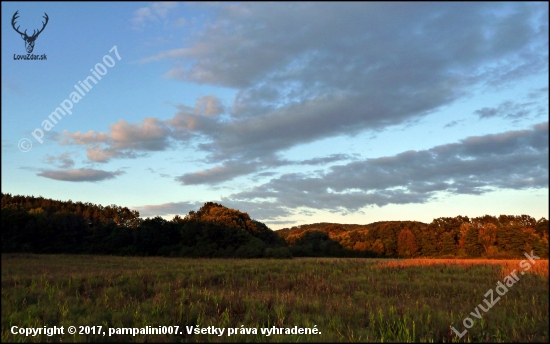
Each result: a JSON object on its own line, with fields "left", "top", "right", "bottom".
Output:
{"left": 397, "top": 229, "right": 418, "bottom": 257}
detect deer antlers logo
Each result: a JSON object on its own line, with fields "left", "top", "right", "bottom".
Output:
{"left": 12, "top": 10, "right": 49, "bottom": 54}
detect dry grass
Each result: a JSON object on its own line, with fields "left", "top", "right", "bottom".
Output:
{"left": 376, "top": 258, "right": 549, "bottom": 278}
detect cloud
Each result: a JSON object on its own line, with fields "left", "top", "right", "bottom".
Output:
{"left": 157, "top": 2, "right": 547, "bottom": 91}
{"left": 227, "top": 122, "right": 548, "bottom": 216}
{"left": 58, "top": 118, "right": 172, "bottom": 162}
{"left": 57, "top": 130, "right": 109, "bottom": 146}
{"left": 108, "top": 118, "right": 171, "bottom": 151}
{"left": 175, "top": 154, "right": 353, "bottom": 185}
{"left": 195, "top": 95, "right": 225, "bottom": 116}
{"left": 176, "top": 154, "right": 291, "bottom": 185}
{"left": 37, "top": 168, "right": 125, "bottom": 182}
{"left": 527, "top": 87, "right": 549, "bottom": 99}
{"left": 132, "top": 2, "right": 178, "bottom": 28}
{"left": 44, "top": 152, "right": 75, "bottom": 169}
{"left": 58, "top": 93, "right": 229, "bottom": 163}
{"left": 475, "top": 100, "right": 537, "bottom": 120}
{"left": 85, "top": 146, "right": 119, "bottom": 163}
{"left": 132, "top": 7, "right": 156, "bottom": 27}
{"left": 150, "top": 2, "right": 178, "bottom": 18}
{"left": 299, "top": 154, "right": 353, "bottom": 166}
{"left": 176, "top": 160, "right": 264, "bottom": 185}
{"left": 444, "top": 120, "right": 462, "bottom": 128}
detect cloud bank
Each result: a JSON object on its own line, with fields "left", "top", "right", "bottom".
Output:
{"left": 225, "top": 122, "right": 548, "bottom": 218}
{"left": 62, "top": 3, "right": 547, "bottom": 181}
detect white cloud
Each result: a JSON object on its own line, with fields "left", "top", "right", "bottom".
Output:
{"left": 132, "top": 2, "right": 178, "bottom": 28}
{"left": 59, "top": 118, "right": 172, "bottom": 162}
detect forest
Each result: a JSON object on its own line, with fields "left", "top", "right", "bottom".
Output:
{"left": 2, "top": 193, "right": 548, "bottom": 259}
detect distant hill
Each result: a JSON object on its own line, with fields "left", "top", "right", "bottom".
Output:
{"left": 278, "top": 221, "right": 428, "bottom": 235}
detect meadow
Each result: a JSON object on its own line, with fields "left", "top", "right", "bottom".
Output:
{"left": 1, "top": 254, "right": 548, "bottom": 342}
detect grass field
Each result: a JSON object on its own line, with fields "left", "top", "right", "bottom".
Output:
{"left": 1, "top": 254, "right": 548, "bottom": 342}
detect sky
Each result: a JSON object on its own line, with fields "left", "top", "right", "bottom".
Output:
{"left": 2, "top": 2, "right": 548, "bottom": 229}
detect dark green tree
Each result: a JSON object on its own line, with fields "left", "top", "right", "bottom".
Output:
{"left": 420, "top": 229, "right": 438, "bottom": 257}
{"left": 464, "top": 227, "right": 482, "bottom": 257}
{"left": 441, "top": 232, "right": 456, "bottom": 256}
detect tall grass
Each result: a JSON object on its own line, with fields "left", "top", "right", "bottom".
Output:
{"left": 2, "top": 254, "right": 548, "bottom": 342}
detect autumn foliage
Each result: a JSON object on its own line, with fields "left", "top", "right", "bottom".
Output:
{"left": 397, "top": 229, "right": 418, "bottom": 257}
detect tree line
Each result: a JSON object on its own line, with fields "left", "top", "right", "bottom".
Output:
{"left": 278, "top": 216, "right": 548, "bottom": 258}
{"left": 1, "top": 194, "right": 289, "bottom": 258}
{"left": 1, "top": 193, "right": 547, "bottom": 259}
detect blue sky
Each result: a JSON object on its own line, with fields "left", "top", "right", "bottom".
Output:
{"left": 2, "top": 2, "right": 548, "bottom": 229}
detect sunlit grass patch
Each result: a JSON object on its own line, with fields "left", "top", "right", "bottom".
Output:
{"left": 376, "top": 258, "right": 549, "bottom": 277}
